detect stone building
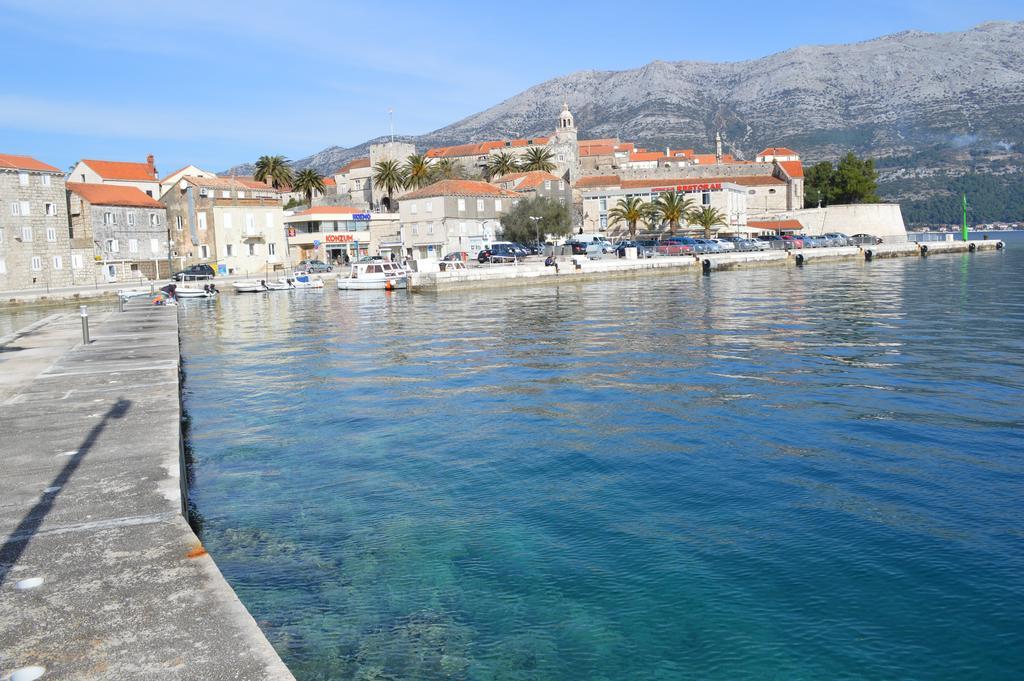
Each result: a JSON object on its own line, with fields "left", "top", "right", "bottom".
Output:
{"left": 159, "top": 164, "right": 217, "bottom": 197}
{"left": 369, "top": 141, "right": 417, "bottom": 211}
{"left": 67, "top": 183, "right": 169, "bottom": 283}
{"left": 333, "top": 158, "right": 373, "bottom": 210}
{"left": 161, "top": 176, "right": 286, "bottom": 275}
{"left": 0, "top": 153, "right": 80, "bottom": 291}
{"left": 397, "top": 179, "right": 518, "bottom": 259}
{"left": 68, "top": 156, "right": 161, "bottom": 198}
{"left": 493, "top": 170, "right": 573, "bottom": 205}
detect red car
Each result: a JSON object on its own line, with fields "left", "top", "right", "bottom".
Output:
{"left": 781, "top": 235, "right": 804, "bottom": 248}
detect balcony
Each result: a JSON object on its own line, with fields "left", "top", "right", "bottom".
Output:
{"left": 241, "top": 229, "right": 265, "bottom": 240}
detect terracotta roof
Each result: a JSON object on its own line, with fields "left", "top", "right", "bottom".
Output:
{"left": 747, "top": 219, "right": 804, "bottom": 231}
{"left": 575, "top": 175, "right": 621, "bottom": 188}
{"left": 67, "top": 182, "right": 163, "bottom": 208}
{"left": 80, "top": 159, "right": 157, "bottom": 182}
{"left": 336, "top": 157, "right": 371, "bottom": 173}
{"left": 160, "top": 165, "right": 192, "bottom": 183}
{"left": 425, "top": 137, "right": 549, "bottom": 159}
{"left": 179, "top": 176, "right": 281, "bottom": 193}
{"left": 399, "top": 179, "right": 518, "bottom": 200}
{"left": 494, "top": 170, "right": 562, "bottom": 191}
{"left": 0, "top": 153, "right": 61, "bottom": 173}
{"left": 757, "top": 147, "right": 799, "bottom": 158}
{"left": 322, "top": 177, "right": 336, "bottom": 186}
{"left": 293, "top": 206, "right": 365, "bottom": 216}
{"left": 624, "top": 176, "right": 785, "bottom": 189}
{"left": 779, "top": 160, "right": 804, "bottom": 179}
{"left": 579, "top": 138, "right": 619, "bottom": 146}
{"left": 579, "top": 144, "right": 614, "bottom": 157}
{"left": 629, "top": 151, "right": 665, "bottom": 162}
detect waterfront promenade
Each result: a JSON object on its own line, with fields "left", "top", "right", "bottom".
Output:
{"left": 0, "top": 303, "right": 294, "bottom": 679}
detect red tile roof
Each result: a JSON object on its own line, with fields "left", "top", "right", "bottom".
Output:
{"left": 293, "top": 206, "right": 365, "bottom": 216}
{"left": 80, "top": 159, "right": 157, "bottom": 182}
{"left": 66, "top": 182, "right": 163, "bottom": 208}
{"left": 629, "top": 151, "right": 665, "bottom": 162}
{"left": 747, "top": 219, "right": 804, "bottom": 231}
{"left": 336, "top": 157, "right": 371, "bottom": 174}
{"left": 322, "top": 177, "right": 336, "bottom": 186}
{"left": 757, "top": 147, "right": 799, "bottom": 158}
{"left": 579, "top": 138, "right": 620, "bottom": 146}
{"left": 494, "top": 170, "right": 562, "bottom": 191}
{"left": 399, "top": 179, "right": 519, "bottom": 200}
{"left": 0, "top": 153, "right": 61, "bottom": 173}
{"left": 425, "top": 137, "right": 549, "bottom": 158}
{"left": 179, "top": 176, "right": 281, "bottom": 193}
{"left": 159, "top": 165, "right": 192, "bottom": 183}
{"left": 779, "top": 160, "right": 804, "bottom": 179}
{"left": 579, "top": 175, "right": 785, "bottom": 192}
{"left": 579, "top": 144, "right": 614, "bottom": 157}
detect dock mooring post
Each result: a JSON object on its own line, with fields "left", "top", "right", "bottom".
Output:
{"left": 80, "top": 305, "right": 90, "bottom": 345}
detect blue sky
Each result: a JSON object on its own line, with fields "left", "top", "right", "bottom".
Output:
{"left": 0, "top": 0, "right": 1020, "bottom": 175}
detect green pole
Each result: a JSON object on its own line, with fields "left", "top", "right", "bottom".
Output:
{"left": 961, "top": 193, "right": 969, "bottom": 242}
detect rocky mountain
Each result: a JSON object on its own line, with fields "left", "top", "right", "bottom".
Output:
{"left": 230, "top": 21, "right": 1024, "bottom": 223}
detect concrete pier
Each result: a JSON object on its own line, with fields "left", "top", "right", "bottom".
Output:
{"left": 0, "top": 303, "right": 294, "bottom": 680}
{"left": 410, "top": 240, "right": 1005, "bottom": 291}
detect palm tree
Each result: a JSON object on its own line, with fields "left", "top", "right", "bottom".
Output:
{"left": 520, "top": 146, "right": 556, "bottom": 172}
{"left": 486, "top": 151, "right": 520, "bottom": 180}
{"left": 687, "top": 205, "right": 728, "bottom": 239}
{"left": 608, "top": 196, "right": 654, "bottom": 239}
{"left": 292, "top": 168, "right": 326, "bottom": 206}
{"left": 429, "top": 158, "right": 464, "bottom": 182}
{"left": 652, "top": 191, "right": 696, "bottom": 236}
{"left": 403, "top": 153, "right": 432, "bottom": 189}
{"left": 372, "top": 159, "right": 406, "bottom": 211}
{"left": 254, "top": 155, "right": 294, "bottom": 189}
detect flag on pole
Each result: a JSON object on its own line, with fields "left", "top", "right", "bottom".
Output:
{"left": 961, "top": 193, "right": 969, "bottom": 242}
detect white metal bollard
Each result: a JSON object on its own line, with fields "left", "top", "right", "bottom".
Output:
{"left": 80, "top": 305, "right": 90, "bottom": 345}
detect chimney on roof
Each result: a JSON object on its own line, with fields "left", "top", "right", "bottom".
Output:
{"left": 146, "top": 154, "right": 156, "bottom": 178}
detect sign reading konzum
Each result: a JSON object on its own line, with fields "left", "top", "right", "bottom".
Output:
{"left": 650, "top": 182, "right": 723, "bottom": 193}
{"left": 324, "top": 233, "right": 355, "bottom": 243}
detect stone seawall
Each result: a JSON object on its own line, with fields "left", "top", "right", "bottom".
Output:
{"left": 410, "top": 240, "right": 1005, "bottom": 292}
{"left": 0, "top": 302, "right": 295, "bottom": 679}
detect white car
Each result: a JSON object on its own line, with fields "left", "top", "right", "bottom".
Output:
{"left": 712, "top": 238, "right": 736, "bottom": 251}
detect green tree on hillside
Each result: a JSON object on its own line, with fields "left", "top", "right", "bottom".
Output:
{"left": 254, "top": 155, "right": 294, "bottom": 190}
{"left": 499, "top": 196, "right": 572, "bottom": 244}
{"left": 292, "top": 169, "right": 325, "bottom": 206}
{"left": 803, "top": 153, "right": 879, "bottom": 207}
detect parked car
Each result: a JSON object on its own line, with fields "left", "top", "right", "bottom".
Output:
{"left": 516, "top": 242, "right": 541, "bottom": 256}
{"left": 478, "top": 242, "right": 524, "bottom": 263}
{"left": 757, "top": 235, "right": 787, "bottom": 249}
{"left": 443, "top": 252, "right": 467, "bottom": 262}
{"left": 823, "top": 232, "right": 853, "bottom": 246}
{"left": 781, "top": 235, "right": 804, "bottom": 248}
{"left": 850, "top": 233, "right": 883, "bottom": 245}
{"left": 296, "top": 259, "right": 333, "bottom": 272}
{"left": 711, "top": 238, "right": 736, "bottom": 252}
{"left": 743, "top": 238, "right": 768, "bottom": 251}
{"left": 615, "top": 240, "right": 655, "bottom": 258}
{"left": 172, "top": 264, "right": 215, "bottom": 280}
{"left": 694, "top": 239, "right": 722, "bottom": 253}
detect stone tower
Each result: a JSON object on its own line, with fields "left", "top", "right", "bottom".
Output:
{"left": 548, "top": 100, "right": 581, "bottom": 184}
{"left": 715, "top": 132, "right": 723, "bottom": 163}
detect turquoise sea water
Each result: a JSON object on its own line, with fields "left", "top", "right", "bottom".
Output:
{"left": 180, "top": 241, "right": 1024, "bottom": 680}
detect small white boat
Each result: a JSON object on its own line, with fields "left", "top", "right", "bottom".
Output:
{"left": 279, "top": 272, "right": 324, "bottom": 289}
{"left": 336, "top": 262, "right": 408, "bottom": 290}
{"left": 175, "top": 286, "right": 218, "bottom": 298}
{"left": 233, "top": 279, "right": 287, "bottom": 293}
{"left": 118, "top": 287, "right": 156, "bottom": 299}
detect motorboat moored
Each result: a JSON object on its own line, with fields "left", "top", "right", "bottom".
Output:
{"left": 336, "top": 262, "right": 408, "bottom": 290}
{"left": 279, "top": 272, "right": 324, "bottom": 289}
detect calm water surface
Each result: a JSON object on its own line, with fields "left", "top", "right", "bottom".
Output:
{"left": 180, "top": 244, "right": 1024, "bottom": 680}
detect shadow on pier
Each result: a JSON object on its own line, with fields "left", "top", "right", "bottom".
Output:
{"left": 0, "top": 398, "right": 132, "bottom": 587}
